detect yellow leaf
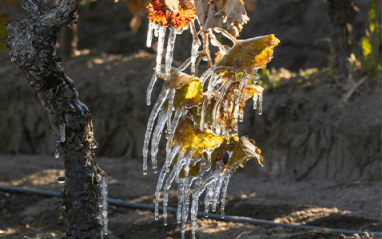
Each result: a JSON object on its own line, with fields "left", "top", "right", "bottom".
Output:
{"left": 173, "top": 118, "right": 224, "bottom": 156}
{"left": 361, "top": 37, "right": 372, "bottom": 57}
{"left": 216, "top": 34, "right": 280, "bottom": 74}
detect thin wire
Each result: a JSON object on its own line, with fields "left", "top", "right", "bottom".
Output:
{"left": 0, "top": 185, "right": 380, "bottom": 237}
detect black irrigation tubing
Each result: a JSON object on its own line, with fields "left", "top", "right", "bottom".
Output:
{"left": 0, "top": 185, "right": 381, "bottom": 237}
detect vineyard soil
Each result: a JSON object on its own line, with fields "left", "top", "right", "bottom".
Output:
{"left": 0, "top": 155, "right": 380, "bottom": 239}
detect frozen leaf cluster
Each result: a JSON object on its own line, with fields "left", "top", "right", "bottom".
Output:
{"left": 143, "top": 1, "right": 279, "bottom": 238}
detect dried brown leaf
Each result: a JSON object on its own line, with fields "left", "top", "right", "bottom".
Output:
{"left": 194, "top": 0, "right": 249, "bottom": 36}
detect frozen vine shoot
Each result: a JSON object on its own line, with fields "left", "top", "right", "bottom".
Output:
{"left": 143, "top": 0, "right": 279, "bottom": 238}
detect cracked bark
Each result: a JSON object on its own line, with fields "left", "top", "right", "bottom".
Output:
{"left": 6, "top": 0, "right": 108, "bottom": 238}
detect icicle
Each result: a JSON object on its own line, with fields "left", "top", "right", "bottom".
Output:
{"left": 151, "top": 111, "right": 167, "bottom": 173}
{"left": 191, "top": 41, "right": 199, "bottom": 75}
{"left": 190, "top": 22, "right": 200, "bottom": 75}
{"left": 165, "top": 143, "right": 181, "bottom": 169}
{"left": 154, "top": 23, "right": 160, "bottom": 37}
{"left": 252, "top": 93, "right": 258, "bottom": 109}
{"left": 200, "top": 96, "right": 208, "bottom": 131}
{"left": 212, "top": 81, "right": 231, "bottom": 132}
{"left": 220, "top": 173, "right": 232, "bottom": 218}
{"left": 164, "top": 166, "right": 177, "bottom": 191}
{"left": 146, "top": 74, "right": 158, "bottom": 106}
{"left": 190, "top": 170, "right": 217, "bottom": 238}
{"left": 181, "top": 177, "right": 190, "bottom": 239}
{"left": 190, "top": 193, "right": 199, "bottom": 239}
{"left": 163, "top": 166, "right": 177, "bottom": 225}
{"left": 165, "top": 27, "right": 176, "bottom": 77}
{"left": 203, "top": 184, "right": 211, "bottom": 217}
{"left": 100, "top": 175, "right": 108, "bottom": 237}
{"left": 206, "top": 150, "right": 212, "bottom": 163}
{"left": 183, "top": 151, "right": 195, "bottom": 177}
{"left": 143, "top": 89, "right": 170, "bottom": 175}
{"left": 209, "top": 181, "right": 217, "bottom": 212}
{"left": 59, "top": 123, "right": 66, "bottom": 143}
{"left": 177, "top": 178, "right": 184, "bottom": 223}
{"left": 258, "top": 93, "right": 263, "bottom": 115}
{"left": 175, "top": 150, "right": 188, "bottom": 184}
{"left": 191, "top": 198, "right": 201, "bottom": 237}
{"left": 166, "top": 88, "right": 176, "bottom": 133}
{"left": 163, "top": 190, "right": 169, "bottom": 226}
{"left": 232, "top": 73, "right": 248, "bottom": 136}
{"left": 166, "top": 109, "right": 183, "bottom": 162}
{"left": 147, "top": 22, "right": 155, "bottom": 48}
{"left": 233, "top": 73, "right": 248, "bottom": 120}
{"left": 211, "top": 174, "right": 224, "bottom": 212}
{"left": 156, "top": 26, "right": 166, "bottom": 74}
{"left": 155, "top": 165, "right": 168, "bottom": 220}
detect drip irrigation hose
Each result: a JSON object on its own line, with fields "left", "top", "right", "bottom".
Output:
{"left": 0, "top": 185, "right": 381, "bottom": 237}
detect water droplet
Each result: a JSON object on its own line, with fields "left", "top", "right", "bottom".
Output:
{"left": 54, "top": 149, "right": 60, "bottom": 159}
{"left": 57, "top": 176, "right": 66, "bottom": 184}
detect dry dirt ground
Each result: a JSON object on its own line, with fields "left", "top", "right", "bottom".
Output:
{"left": 0, "top": 154, "right": 380, "bottom": 239}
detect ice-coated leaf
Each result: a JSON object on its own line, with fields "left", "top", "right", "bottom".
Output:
{"left": 215, "top": 34, "right": 280, "bottom": 74}
{"left": 159, "top": 71, "right": 204, "bottom": 110}
{"left": 173, "top": 80, "right": 204, "bottom": 108}
{"left": 223, "top": 136, "right": 263, "bottom": 172}
{"left": 173, "top": 117, "right": 224, "bottom": 155}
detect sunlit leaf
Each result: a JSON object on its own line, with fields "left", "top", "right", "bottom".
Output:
{"left": 223, "top": 136, "right": 263, "bottom": 172}
{"left": 173, "top": 117, "right": 224, "bottom": 155}
{"left": 361, "top": 37, "right": 372, "bottom": 57}
{"left": 216, "top": 34, "right": 280, "bottom": 73}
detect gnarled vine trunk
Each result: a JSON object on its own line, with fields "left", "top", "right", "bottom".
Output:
{"left": 6, "top": 0, "right": 107, "bottom": 238}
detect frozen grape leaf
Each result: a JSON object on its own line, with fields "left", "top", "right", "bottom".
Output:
{"left": 216, "top": 34, "right": 280, "bottom": 73}
{"left": 223, "top": 136, "right": 263, "bottom": 172}
{"left": 173, "top": 117, "right": 224, "bottom": 155}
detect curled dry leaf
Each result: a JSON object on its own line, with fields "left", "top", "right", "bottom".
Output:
{"left": 194, "top": 0, "right": 249, "bottom": 36}
{"left": 223, "top": 136, "right": 263, "bottom": 172}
